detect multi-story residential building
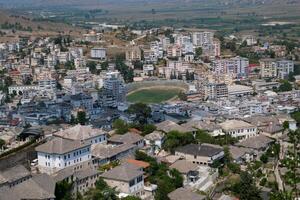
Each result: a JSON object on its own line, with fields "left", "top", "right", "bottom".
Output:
{"left": 35, "top": 137, "right": 92, "bottom": 174}
{"left": 70, "top": 93, "right": 93, "bottom": 110}
{"left": 213, "top": 39, "right": 221, "bottom": 57}
{"left": 220, "top": 120, "right": 258, "bottom": 140}
{"left": 91, "top": 48, "right": 106, "bottom": 60}
{"left": 192, "top": 31, "right": 214, "bottom": 47}
{"left": 259, "top": 59, "right": 277, "bottom": 78}
{"left": 228, "top": 85, "right": 253, "bottom": 97}
{"left": 103, "top": 71, "right": 126, "bottom": 103}
{"left": 212, "top": 56, "right": 249, "bottom": 78}
{"left": 101, "top": 163, "right": 145, "bottom": 197}
{"left": 160, "top": 36, "right": 170, "bottom": 51}
{"left": 74, "top": 57, "right": 86, "bottom": 68}
{"left": 167, "top": 44, "right": 182, "bottom": 58}
{"left": 57, "top": 52, "right": 71, "bottom": 63}
{"left": 204, "top": 83, "right": 228, "bottom": 100}
{"left": 175, "top": 143, "right": 224, "bottom": 166}
{"left": 269, "top": 45, "right": 287, "bottom": 57}
{"left": 242, "top": 35, "right": 257, "bottom": 46}
{"left": 277, "top": 60, "right": 294, "bottom": 79}
{"left": 126, "top": 45, "right": 142, "bottom": 61}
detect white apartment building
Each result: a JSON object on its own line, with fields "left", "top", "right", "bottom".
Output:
{"left": 220, "top": 120, "right": 258, "bottom": 140}
{"left": 192, "top": 31, "right": 214, "bottom": 47}
{"left": 242, "top": 35, "right": 257, "bottom": 46}
{"left": 259, "top": 59, "right": 277, "bottom": 78}
{"left": 57, "top": 52, "right": 71, "bottom": 63}
{"left": 212, "top": 56, "right": 249, "bottom": 78}
{"left": 74, "top": 57, "right": 87, "bottom": 68}
{"left": 277, "top": 60, "right": 294, "bottom": 79}
{"left": 91, "top": 48, "right": 106, "bottom": 60}
{"left": 35, "top": 137, "right": 92, "bottom": 174}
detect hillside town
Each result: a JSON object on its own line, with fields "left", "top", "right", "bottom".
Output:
{"left": 0, "top": 22, "right": 299, "bottom": 200}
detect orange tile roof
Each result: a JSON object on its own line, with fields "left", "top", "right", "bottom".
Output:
{"left": 126, "top": 159, "right": 150, "bottom": 168}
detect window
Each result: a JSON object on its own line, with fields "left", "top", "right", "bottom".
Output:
{"left": 129, "top": 180, "right": 135, "bottom": 187}
{"left": 137, "top": 176, "right": 143, "bottom": 183}
{"left": 64, "top": 155, "right": 66, "bottom": 160}
{"left": 68, "top": 154, "right": 70, "bottom": 158}
{"left": 194, "top": 155, "right": 197, "bottom": 159}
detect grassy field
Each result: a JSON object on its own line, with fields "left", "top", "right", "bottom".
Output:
{"left": 127, "top": 88, "right": 182, "bottom": 104}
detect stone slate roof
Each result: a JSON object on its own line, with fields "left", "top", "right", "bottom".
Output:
{"left": 92, "top": 143, "right": 136, "bottom": 159}
{"left": 144, "top": 131, "right": 164, "bottom": 141}
{"left": 108, "top": 132, "right": 143, "bottom": 144}
{"left": 169, "top": 160, "right": 198, "bottom": 174}
{"left": 0, "top": 165, "right": 31, "bottom": 185}
{"left": 101, "top": 163, "right": 143, "bottom": 182}
{"left": 35, "top": 136, "right": 90, "bottom": 154}
{"left": 0, "top": 173, "right": 55, "bottom": 200}
{"left": 168, "top": 187, "right": 206, "bottom": 200}
{"left": 156, "top": 120, "right": 196, "bottom": 133}
{"left": 54, "top": 124, "right": 106, "bottom": 141}
{"left": 175, "top": 143, "right": 223, "bottom": 157}
{"left": 229, "top": 145, "right": 254, "bottom": 161}
{"left": 235, "top": 135, "right": 274, "bottom": 150}
{"left": 220, "top": 119, "right": 255, "bottom": 131}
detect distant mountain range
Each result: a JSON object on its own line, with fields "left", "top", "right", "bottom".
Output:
{"left": 0, "top": 0, "right": 298, "bottom": 9}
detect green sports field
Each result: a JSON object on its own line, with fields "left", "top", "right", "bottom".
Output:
{"left": 127, "top": 88, "right": 182, "bottom": 104}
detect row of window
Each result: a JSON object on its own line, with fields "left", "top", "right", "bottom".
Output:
{"left": 129, "top": 176, "right": 143, "bottom": 187}
{"left": 64, "top": 148, "right": 89, "bottom": 160}
{"left": 229, "top": 128, "right": 256, "bottom": 135}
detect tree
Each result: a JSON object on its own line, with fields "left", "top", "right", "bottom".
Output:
{"left": 101, "top": 61, "right": 109, "bottom": 70}
{"left": 77, "top": 111, "right": 87, "bottom": 125}
{"left": 128, "top": 103, "right": 151, "bottom": 125}
{"left": 121, "top": 196, "right": 142, "bottom": 200}
{"left": 280, "top": 129, "right": 300, "bottom": 198}
{"left": 288, "top": 72, "right": 296, "bottom": 82}
{"left": 178, "top": 91, "right": 187, "bottom": 101}
{"left": 113, "top": 119, "right": 129, "bottom": 134}
{"left": 87, "top": 61, "right": 97, "bottom": 74}
{"left": 260, "top": 153, "right": 268, "bottom": 163}
{"left": 291, "top": 111, "right": 300, "bottom": 125}
{"left": 64, "top": 61, "right": 75, "bottom": 70}
{"left": 231, "top": 171, "right": 262, "bottom": 200}
{"left": 278, "top": 80, "right": 293, "bottom": 92}
{"left": 0, "top": 139, "right": 5, "bottom": 149}
{"left": 142, "top": 124, "right": 156, "bottom": 136}
{"left": 135, "top": 151, "right": 183, "bottom": 200}
{"left": 163, "top": 130, "right": 195, "bottom": 153}
{"left": 115, "top": 57, "right": 134, "bottom": 83}
{"left": 55, "top": 180, "right": 73, "bottom": 200}
{"left": 195, "top": 47, "right": 202, "bottom": 58}
{"left": 85, "top": 178, "right": 118, "bottom": 200}
{"left": 283, "top": 121, "right": 290, "bottom": 130}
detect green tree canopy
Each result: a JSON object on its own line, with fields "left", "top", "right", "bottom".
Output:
{"left": 231, "top": 171, "right": 262, "bottom": 200}
{"left": 113, "top": 119, "right": 129, "bottom": 134}
{"left": 163, "top": 130, "right": 195, "bottom": 153}
{"left": 278, "top": 80, "right": 293, "bottom": 92}
{"left": 77, "top": 111, "right": 87, "bottom": 125}
{"left": 128, "top": 103, "right": 152, "bottom": 125}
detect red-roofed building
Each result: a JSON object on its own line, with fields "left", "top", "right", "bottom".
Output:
{"left": 126, "top": 159, "right": 150, "bottom": 169}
